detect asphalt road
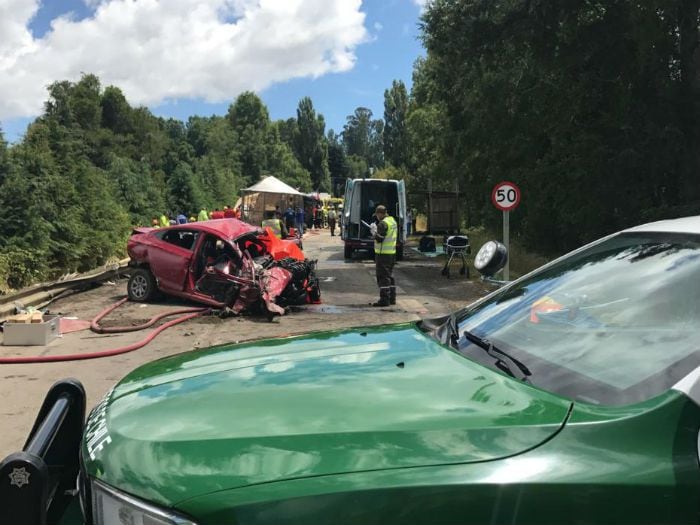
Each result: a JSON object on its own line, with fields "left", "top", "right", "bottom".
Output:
{"left": 0, "top": 230, "right": 491, "bottom": 456}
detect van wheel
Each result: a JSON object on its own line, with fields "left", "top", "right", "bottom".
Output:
{"left": 344, "top": 245, "right": 353, "bottom": 259}
{"left": 128, "top": 268, "right": 157, "bottom": 302}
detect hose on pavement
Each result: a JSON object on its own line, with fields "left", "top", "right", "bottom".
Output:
{"left": 0, "top": 297, "right": 210, "bottom": 364}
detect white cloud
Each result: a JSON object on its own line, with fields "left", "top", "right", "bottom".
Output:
{"left": 0, "top": 0, "right": 369, "bottom": 120}
{"left": 0, "top": 0, "right": 39, "bottom": 71}
{"left": 373, "top": 21, "right": 382, "bottom": 31}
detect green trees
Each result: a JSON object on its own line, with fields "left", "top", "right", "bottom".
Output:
{"left": 6, "top": 120, "right": 83, "bottom": 275}
{"left": 327, "top": 130, "right": 349, "bottom": 194}
{"left": 187, "top": 116, "right": 240, "bottom": 209}
{"left": 227, "top": 92, "right": 271, "bottom": 185}
{"left": 226, "top": 92, "right": 314, "bottom": 191}
{"left": 341, "top": 107, "right": 384, "bottom": 172}
{"left": 383, "top": 80, "right": 409, "bottom": 169}
{"left": 0, "top": 127, "right": 8, "bottom": 187}
{"left": 167, "top": 162, "right": 206, "bottom": 216}
{"left": 414, "top": 0, "right": 700, "bottom": 252}
{"left": 75, "top": 161, "right": 131, "bottom": 269}
{"left": 109, "top": 156, "right": 165, "bottom": 224}
{"left": 267, "top": 139, "right": 313, "bottom": 192}
{"left": 293, "top": 97, "right": 330, "bottom": 192}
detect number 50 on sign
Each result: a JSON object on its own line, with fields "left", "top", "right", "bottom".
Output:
{"left": 491, "top": 181, "right": 521, "bottom": 212}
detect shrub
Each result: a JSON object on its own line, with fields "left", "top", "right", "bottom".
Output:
{"left": 0, "top": 248, "right": 48, "bottom": 293}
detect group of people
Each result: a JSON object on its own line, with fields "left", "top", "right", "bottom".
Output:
{"left": 307, "top": 204, "right": 339, "bottom": 236}
{"left": 152, "top": 206, "right": 241, "bottom": 227}
{"left": 260, "top": 205, "right": 307, "bottom": 240}
{"left": 282, "top": 206, "right": 309, "bottom": 236}
{"left": 307, "top": 204, "right": 339, "bottom": 233}
{"left": 274, "top": 204, "right": 340, "bottom": 238}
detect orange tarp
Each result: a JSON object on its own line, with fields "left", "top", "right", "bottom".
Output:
{"left": 262, "top": 227, "right": 305, "bottom": 261}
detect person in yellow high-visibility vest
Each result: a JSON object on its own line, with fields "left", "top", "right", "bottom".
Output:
{"left": 159, "top": 213, "right": 170, "bottom": 228}
{"left": 370, "top": 204, "right": 398, "bottom": 306}
{"left": 261, "top": 211, "right": 288, "bottom": 239}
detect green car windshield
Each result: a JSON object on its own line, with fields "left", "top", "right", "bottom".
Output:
{"left": 457, "top": 232, "right": 700, "bottom": 406}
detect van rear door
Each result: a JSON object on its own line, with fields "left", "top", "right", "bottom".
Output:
{"left": 397, "top": 180, "right": 407, "bottom": 243}
{"left": 347, "top": 179, "right": 366, "bottom": 240}
{"left": 342, "top": 178, "right": 354, "bottom": 240}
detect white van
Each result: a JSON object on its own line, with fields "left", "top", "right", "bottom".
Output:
{"left": 341, "top": 178, "right": 407, "bottom": 259}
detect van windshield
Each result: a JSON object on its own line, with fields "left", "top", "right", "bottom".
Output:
{"left": 454, "top": 232, "right": 700, "bottom": 406}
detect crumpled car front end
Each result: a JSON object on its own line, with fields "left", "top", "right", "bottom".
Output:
{"left": 193, "top": 232, "right": 320, "bottom": 316}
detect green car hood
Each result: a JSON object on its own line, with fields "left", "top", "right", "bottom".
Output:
{"left": 83, "top": 324, "right": 572, "bottom": 506}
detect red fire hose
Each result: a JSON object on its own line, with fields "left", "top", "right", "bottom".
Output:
{"left": 90, "top": 297, "right": 208, "bottom": 333}
{"left": 0, "top": 298, "right": 210, "bottom": 364}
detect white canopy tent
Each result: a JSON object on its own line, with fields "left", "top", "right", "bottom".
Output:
{"left": 241, "top": 176, "right": 304, "bottom": 226}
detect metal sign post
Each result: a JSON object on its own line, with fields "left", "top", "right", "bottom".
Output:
{"left": 427, "top": 178, "right": 433, "bottom": 234}
{"left": 491, "top": 181, "right": 521, "bottom": 281}
{"left": 503, "top": 209, "right": 510, "bottom": 281}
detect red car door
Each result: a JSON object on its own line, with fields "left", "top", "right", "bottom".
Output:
{"left": 148, "top": 229, "right": 199, "bottom": 292}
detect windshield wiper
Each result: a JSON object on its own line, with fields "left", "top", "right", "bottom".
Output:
{"left": 461, "top": 330, "right": 533, "bottom": 384}
{"left": 447, "top": 312, "right": 460, "bottom": 348}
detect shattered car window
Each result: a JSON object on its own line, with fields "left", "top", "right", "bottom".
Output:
{"left": 157, "top": 230, "right": 199, "bottom": 250}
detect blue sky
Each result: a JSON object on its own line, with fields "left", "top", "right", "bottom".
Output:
{"left": 1, "top": 0, "right": 425, "bottom": 143}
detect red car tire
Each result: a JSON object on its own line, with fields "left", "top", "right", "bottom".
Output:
{"left": 128, "top": 268, "right": 157, "bottom": 302}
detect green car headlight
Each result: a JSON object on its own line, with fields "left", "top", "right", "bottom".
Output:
{"left": 91, "top": 479, "right": 198, "bottom": 525}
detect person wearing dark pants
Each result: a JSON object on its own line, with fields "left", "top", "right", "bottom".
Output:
{"left": 295, "top": 206, "right": 305, "bottom": 235}
{"left": 371, "top": 205, "right": 398, "bottom": 307}
{"left": 328, "top": 207, "right": 337, "bottom": 236}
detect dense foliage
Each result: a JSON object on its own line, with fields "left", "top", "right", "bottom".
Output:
{"left": 414, "top": 0, "right": 700, "bottom": 252}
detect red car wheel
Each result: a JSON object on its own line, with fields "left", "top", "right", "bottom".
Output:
{"left": 128, "top": 269, "right": 157, "bottom": 302}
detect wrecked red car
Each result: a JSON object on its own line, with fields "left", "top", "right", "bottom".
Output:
{"left": 126, "top": 219, "right": 320, "bottom": 315}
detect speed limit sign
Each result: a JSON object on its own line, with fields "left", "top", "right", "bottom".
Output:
{"left": 491, "top": 181, "right": 521, "bottom": 212}
{"left": 491, "top": 181, "right": 521, "bottom": 281}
